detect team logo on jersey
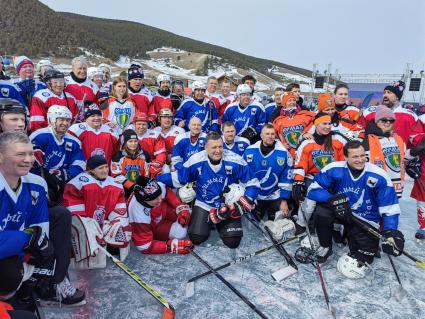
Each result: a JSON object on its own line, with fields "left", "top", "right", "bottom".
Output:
{"left": 1, "top": 88, "right": 9, "bottom": 97}
{"left": 238, "top": 144, "right": 245, "bottom": 152}
{"left": 42, "top": 92, "right": 50, "bottom": 97}
{"left": 79, "top": 176, "right": 89, "bottom": 183}
{"left": 65, "top": 142, "right": 73, "bottom": 151}
{"left": 261, "top": 160, "right": 267, "bottom": 166}
{"left": 251, "top": 108, "right": 257, "bottom": 115}
{"left": 91, "top": 148, "right": 106, "bottom": 157}
{"left": 114, "top": 108, "right": 132, "bottom": 129}
{"left": 312, "top": 150, "right": 334, "bottom": 170}
{"left": 93, "top": 206, "right": 106, "bottom": 225}
{"left": 367, "top": 176, "right": 378, "bottom": 188}
{"left": 125, "top": 164, "right": 141, "bottom": 182}
{"left": 225, "top": 166, "right": 233, "bottom": 174}
{"left": 78, "top": 124, "right": 86, "bottom": 130}
{"left": 256, "top": 169, "right": 278, "bottom": 191}
{"left": 246, "top": 154, "right": 253, "bottom": 162}
{"left": 30, "top": 191, "right": 39, "bottom": 205}
{"left": 383, "top": 147, "right": 401, "bottom": 172}
{"left": 281, "top": 125, "right": 303, "bottom": 149}
{"left": 199, "top": 140, "right": 205, "bottom": 148}
{"left": 277, "top": 157, "right": 285, "bottom": 166}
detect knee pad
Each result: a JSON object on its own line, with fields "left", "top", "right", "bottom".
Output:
{"left": 188, "top": 206, "right": 211, "bottom": 238}
{"left": 222, "top": 236, "right": 241, "bottom": 249}
{"left": 189, "top": 233, "right": 208, "bottom": 245}
{"left": 217, "top": 218, "right": 243, "bottom": 239}
{"left": 169, "top": 221, "right": 187, "bottom": 239}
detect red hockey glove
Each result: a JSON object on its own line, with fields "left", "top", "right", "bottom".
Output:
{"left": 176, "top": 204, "right": 191, "bottom": 227}
{"left": 166, "top": 239, "right": 193, "bottom": 254}
{"left": 209, "top": 206, "right": 232, "bottom": 224}
{"left": 148, "top": 160, "right": 163, "bottom": 178}
{"left": 230, "top": 196, "right": 255, "bottom": 217}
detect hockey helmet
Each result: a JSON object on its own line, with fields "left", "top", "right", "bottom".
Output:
{"left": 87, "top": 67, "right": 104, "bottom": 80}
{"left": 337, "top": 253, "right": 370, "bottom": 279}
{"left": 191, "top": 81, "right": 206, "bottom": 91}
{"left": 157, "top": 74, "right": 171, "bottom": 85}
{"left": 236, "top": 84, "right": 252, "bottom": 96}
{"left": 158, "top": 108, "right": 173, "bottom": 118}
{"left": 36, "top": 59, "right": 53, "bottom": 74}
{"left": 0, "top": 99, "right": 27, "bottom": 115}
{"left": 133, "top": 112, "right": 148, "bottom": 123}
{"left": 42, "top": 68, "right": 65, "bottom": 83}
{"left": 47, "top": 105, "right": 72, "bottom": 126}
{"left": 98, "top": 63, "right": 112, "bottom": 74}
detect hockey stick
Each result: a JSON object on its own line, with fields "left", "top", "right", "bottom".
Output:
{"left": 189, "top": 249, "right": 269, "bottom": 319}
{"left": 350, "top": 215, "right": 425, "bottom": 269}
{"left": 299, "top": 207, "right": 336, "bottom": 318}
{"left": 387, "top": 254, "right": 407, "bottom": 301}
{"left": 186, "top": 234, "right": 301, "bottom": 296}
{"left": 97, "top": 246, "right": 175, "bottom": 319}
{"left": 245, "top": 212, "right": 298, "bottom": 281}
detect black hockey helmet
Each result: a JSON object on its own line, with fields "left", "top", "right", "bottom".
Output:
{"left": 0, "top": 99, "right": 27, "bottom": 115}
{"left": 42, "top": 68, "right": 65, "bottom": 83}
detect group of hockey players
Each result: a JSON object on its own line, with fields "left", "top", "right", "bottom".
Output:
{"left": 1, "top": 53, "right": 425, "bottom": 318}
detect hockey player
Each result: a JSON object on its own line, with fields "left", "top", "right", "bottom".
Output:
{"left": 111, "top": 129, "right": 149, "bottom": 198}
{"left": 132, "top": 113, "right": 167, "bottom": 177}
{"left": 30, "top": 69, "right": 78, "bottom": 131}
{"left": 158, "top": 132, "right": 260, "bottom": 248}
{"left": 63, "top": 154, "right": 131, "bottom": 267}
{"left": 333, "top": 84, "right": 361, "bottom": 123}
{"left": 264, "top": 87, "right": 285, "bottom": 123}
{"left": 171, "top": 117, "right": 206, "bottom": 172}
{"left": 204, "top": 76, "right": 222, "bottom": 118}
{"left": 127, "top": 64, "right": 152, "bottom": 115}
{"left": 306, "top": 140, "right": 404, "bottom": 276}
{"left": 148, "top": 74, "right": 173, "bottom": 124}
{"left": 64, "top": 56, "right": 98, "bottom": 121}
{"left": 269, "top": 83, "right": 304, "bottom": 121}
{"left": 273, "top": 92, "right": 315, "bottom": 159}
{"left": 222, "top": 121, "right": 250, "bottom": 156}
{"left": 101, "top": 77, "right": 136, "bottom": 135}
{"left": 128, "top": 176, "right": 193, "bottom": 254}
{"left": 0, "top": 80, "right": 27, "bottom": 108}
{"left": 222, "top": 84, "right": 266, "bottom": 143}
{"left": 0, "top": 100, "right": 27, "bottom": 133}
{"left": 0, "top": 132, "right": 85, "bottom": 307}
{"left": 243, "top": 124, "right": 293, "bottom": 221}
{"left": 29, "top": 105, "right": 86, "bottom": 203}
{"left": 68, "top": 103, "right": 120, "bottom": 164}
{"left": 170, "top": 79, "right": 187, "bottom": 112}
{"left": 362, "top": 106, "right": 406, "bottom": 198}
{"left": 153, "top": 108, "right": 185, "bottom": 164}
{"left": 216, "top": 80, "right": 235, "bottom": 120}
{"left": 174, "top": 81, "right": 219, "bottom": 133}
{"left": 35, "top": 59, "right": 54, "bottom": 79}
{"left": 13, "top": 56, "right": 46, "bottom": 107}
{"left": 98, "top": 63, "right": 112, "bottom": 84}
{"left": 240, "top": 75, "right": 262, "bottom": 103}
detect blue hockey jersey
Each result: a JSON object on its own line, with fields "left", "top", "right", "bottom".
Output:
{"left": 0, "top": 79, "right": 27, "bottom": 106}
{"left": 158, "top": 150, "right": 260, "bottom": 210}
{"left": 223, "top": 136, "right": 250, "bottom": 156}
{"left": 29, "top": 127, "right": 86, "bottom": 180}
{"left": 174, "top": 98, "right": 219, "bottom": 133}
{"left": 0, "top": 173, "right": 49, "bottom": 259}
{"left": 243, "top": 140, "right": 293, "bottom": 200}
{"left": 222, "top": 101, "right": 266, "bottom": 135}
{"left": 307, "top": 161, "right": 400, "bottom": 230}
{"left": 264, "top": 102, "right": 276, "bottom": 123}
{"left": 171, "top": 131, "right": 206, "bottom": 171}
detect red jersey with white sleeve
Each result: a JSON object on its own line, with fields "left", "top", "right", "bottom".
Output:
{"left": 64, "top": 75, "right": 98, "bottom": 105}
{"left": 30, "top": 88, "right": 78, "bottom": 131}
{"left": 68, "top": 122, "right": 120, "bottom": 164}
{"left": 137, "top": 129, "right": 167, "bottom": 165}
{"left": 153, "top": 125, "right": 185, "bottom": 155}
{"left": 129, "top": 86, "right": 152, "bottom": 115}
{"left": 148, "top": 93, "right": 172, "bottom": 121}
{"left": 128, "top": 184, "right": 182, "bottom": 254}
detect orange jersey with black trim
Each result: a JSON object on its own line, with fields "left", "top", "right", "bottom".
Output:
{"left": 110, "top": 150, "right": 149, "bottom": 192}
{"left": 336, "top": 105, "right": 361, "bottom": 122}
{"left": 272, "top": 110, "right": 315, "bottom": 158}
{"left": 293, "top": 134, "right": 346, "bottom": 181}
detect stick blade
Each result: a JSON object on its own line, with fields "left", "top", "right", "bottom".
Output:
{"left": 185, "top": 281, "right": 195, "bottom": 298}
{"left": 272, "top": 265, "right": 297, "bottom": 282}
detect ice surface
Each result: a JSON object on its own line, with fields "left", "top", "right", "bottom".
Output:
{"left": 43, "top": 180, "right": 425, "bottom": 318}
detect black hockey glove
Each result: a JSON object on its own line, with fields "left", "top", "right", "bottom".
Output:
{"left": 231, "top": 196, "right": 255, "bottom": 217}
{"left": 292, "top": 180, "right": 306, "bottom": 203}
{"left": 405, "top": 157, "right": 421, "bottom": 180}
{"left": 239, "top": 126, "right": 258, "bottom": 143}
{"left": 410, "top": 137, "right": 425, "bottom": 157}
{"left": 17, "top": 79, "right": 35, "bottom": 96}
{"left": 24, "top": 226, "right": 54, "bottom": 266}
{"left": 209, "top": 206, "right": 232, "bottom": 224}
{"left": 381, "top": 229, "right": 404, "bottom": 256}
{"left": 328, "top": 194, "right": 352, "bottom": 223}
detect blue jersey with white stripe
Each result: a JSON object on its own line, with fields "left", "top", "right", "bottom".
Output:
{"left": 243, "top": 140, "right": 293, "bottom": 200}
{"left": 222, "top": 101, "right": 266, "bottom": 135}
{"left": 174, "top": 98, "right": 219, "bottom": 133}
{"left": 171, "top": 131, "right": 206, "bottom": 171}
{"left": 0, "top": 79, "right": 27, "bottom": 106}
{"left": 0, "top": 173, "right": 49, "bottom": 259}
{"left": 158, "top": 150, "right": 260, "bottom": 210}
{"left": 30, "top": 127, "right": 86, "bottom": 180}
{"left": 307, "top": 161, "right": 400, "bottom": 230}
{"left": 223, "top": 136, "right": 250, "bottom": 156}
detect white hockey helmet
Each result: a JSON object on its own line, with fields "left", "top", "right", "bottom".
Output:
{"left": 47, "top": 105, "right": 72, "bottom": 126}
{"left": 158, "top": 108, "right": 174, "bottom": 118}
{"left": 236, "top": 84, "right": 252, "bottom": 96}
{"left": 36, "top": 59, "right": 53, "bottom": 74}
{"left": 177, "top": 183, "right": 196, "bottom": 203}
{"left": 157, "top": 74, "right": 171, "bottom": 85}
{"left": 337, "top": 253, "right": 370, "bottom": 279}
{"left": 87, "top": 67, "right": 104, "bottom": 79}
{"left": 98, "top": 63, "right": 112, "bottom": 74}
{"left": 191, "top": 80, "right": 206, "bottom": 91}
{"left": 223, "top": 183, "right": 245, "bottom": 206}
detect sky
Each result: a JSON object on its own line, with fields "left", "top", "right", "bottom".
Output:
{"left": 40, "top": 0, "right": 425, "bottom": 74}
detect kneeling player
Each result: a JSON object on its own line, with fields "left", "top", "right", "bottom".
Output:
{"left": 307, "top": 140, "right": 404, "bottom": 278}
{"left": 128, "top": 176, "right": 193, "bottom": 254}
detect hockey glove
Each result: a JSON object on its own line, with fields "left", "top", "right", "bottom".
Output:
{"left": 33, "top": 149, "right": 45, "bottom": 168}
{"left": 17, "top": 79, "right": 35, "bottom": 98}
{"left": 24, "top": 226, "right": 54, "bottom": 266}
{"left": 239, "top": 126, "right": 258, "bottom": 143}
{"left": 209, "top": 206, "right": 232, "bottom": 224}
{"left": 148, "top": 160, "right": 163, "bottom": 178}
{"left": 103, "top": 219, "right": 132, "bottom": 248}
{"left": 328, "top": 194, "right": 352, "bottom": 223}
{"left": 405, "top": 157, "right": 421, "bottom": 180}
{"left": 166, "top": 239, "right": 193, "bottom": 254}
{"left": 382, "top": 229, "right": 404, "bottom": 257}
{"left": 177, "top": 183, "right": 196, "bottom": 203}
{"left": 292, "top": 180, "right": 306, "bottom": 203}
{"left": 410, "top": 137, "right": 425, "bottom": 157}
{"left": 47, "top": 168, "right": 68, "bottom": 185}
{"left": 231, "top": 196, "right": 255, "bottom": 217}
{"left": 176, "top": 204, "right": 191, "bottom": 227}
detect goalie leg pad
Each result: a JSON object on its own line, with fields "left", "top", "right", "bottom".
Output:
{"left": 188, "top": 206, "right": 212, "bottom": 244}
{"left": 264, "top": 218, "right": 295, "bottom": 241}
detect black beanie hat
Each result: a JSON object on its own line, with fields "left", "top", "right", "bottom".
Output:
{"left": 87, "top": 154, "right": 108, "bottom": 170}
{"left": 128, "top": 64, "right": 144, "bottom": 81}
{"left": 384, "top": 80, "right": 405, "bottom": 101}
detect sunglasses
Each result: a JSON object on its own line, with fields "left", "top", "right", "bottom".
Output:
{"left": 379, "top": 118, "right": 395, "bottom": 124}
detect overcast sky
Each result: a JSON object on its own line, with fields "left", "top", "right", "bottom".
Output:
{"left": 40, "top": 0, "right": 425, "bottom": 74}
